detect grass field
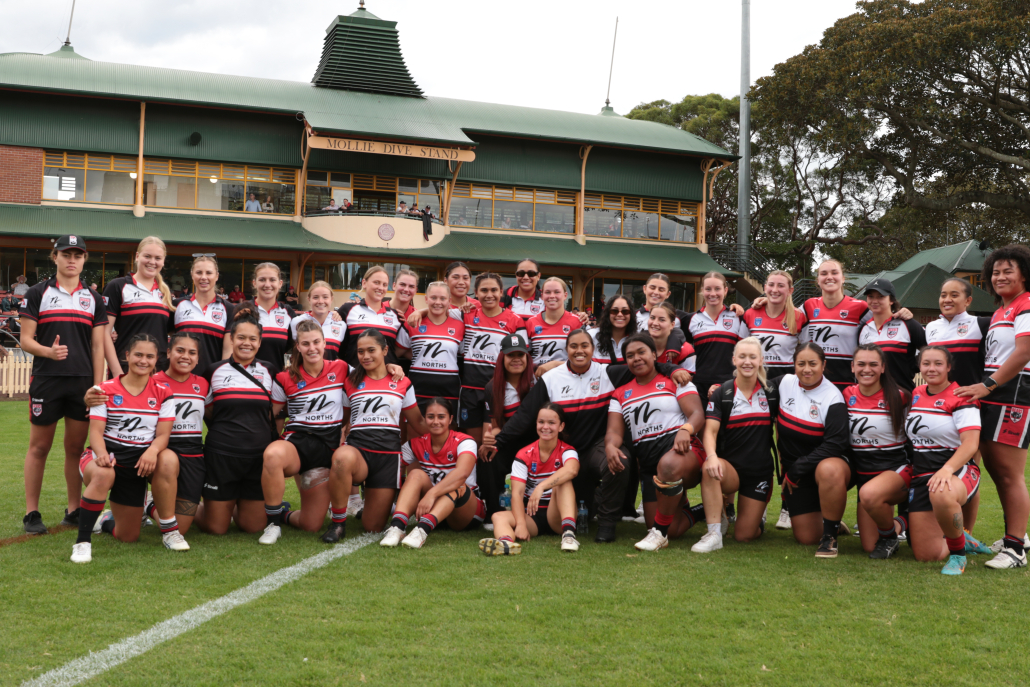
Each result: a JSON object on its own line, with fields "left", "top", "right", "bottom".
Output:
{"left": 2, "top": 400, "right": 1029, "bottom": 686}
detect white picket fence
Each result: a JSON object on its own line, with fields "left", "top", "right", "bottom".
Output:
{"left": 0, "top": 349, "right": 33, "bottom": 397}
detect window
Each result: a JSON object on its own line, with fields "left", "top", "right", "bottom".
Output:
{"left": 583, "top": 193, "right": 699, "bottom": 242}
{"left": 449, "top": 183, "right": 577, "bottom": 234}
{"left": 303, "top": 172, "right": 445, "bottom": 216}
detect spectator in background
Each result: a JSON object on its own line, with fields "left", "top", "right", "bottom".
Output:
{"left": 0, "top": 294, "right": 19, "bottom": 313}
{"left": 285, "top": 284, "right": 300, "bottom": 308}
{"left": 343, "top": 199, "right": 355, "bottom": 212}
{"left": 322, "top": 199, "right": 340, "bottom": 213}
{"left": 217, "top": 287, "right": 227, "bottom": 297}
{"left": 228, "top": 284, "right": 245, "bottom": 304}
{"left": 423, "top": 205, "right": 435, "bottom": 219}
{"left": 262, "top": 195, "right": 275, "bottom": 213}
{"left": 89, "top": 282, "right": 98, "bottom": 291}
{"left": 245, "top": 193, "right": 262, "bottom": 212}
{"left": 12, "top": 275, "right": 28, "bottom": 298}
{"left": 397, "top": 201, "right": 409, "bottom": 215}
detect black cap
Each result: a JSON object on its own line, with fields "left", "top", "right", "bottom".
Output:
{"left": 864, "top": 278, "right": 896, "bottom": 298}
{"left": 54, "top": 235, "right": 86, "bottom": 252}
{"left": 499, "top": 332, "right": 529, "bottom": 356}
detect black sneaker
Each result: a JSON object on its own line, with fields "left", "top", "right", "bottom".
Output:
{"left": 594, "top": 523, "right": 616, "bottom": 543}
{"left": 320, "top": 521, "right": 345, "bottom": 543}
{"left": 869, "top": 535, "right": 900, "bottom": 560}
{"left": 815, "top": 535, "right": 838, "bottom": 558}
{"left": 60, "top": 508, "right": 80, "bottom": 527}
{"left": 23, "top": 510, "right": 47, "bottom": 535}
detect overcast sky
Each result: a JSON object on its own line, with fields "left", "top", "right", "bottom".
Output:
{"left": 1, "top": 0, "right": 864, "bottom": 115}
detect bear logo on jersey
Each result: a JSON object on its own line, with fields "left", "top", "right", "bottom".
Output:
{"left": 78, "top": 294, "right": 91, "bottom": 310}
{"left": 934, "top": 399, "right": 945, "bottom": 408}
{"left": 328, "top": 373, "right": 337, "bottom": 382}
{"left": 840, "top": 310, "right": 849, "bottom": 318}
{"left": 192, "top": 384, "right": 201, "bottom": 393}
{"left": 957, "top": 322, "right": 969, "bottom": 335}
{"left": 212, "top": 309, "right": 223, "bottom": 323}
{"left": 113, "top": 395, "right": 123, "bottom": 406}
{"left": 877, "top": 401, "right": 885, "bottom": 409}
{"left": 31, "top": 403, "right": 41, "bottom": 417}
{"left": 759, "top": 398, "right": 769, "bottom": 411}
{"left": 275, "top": 314, "right": 286, "bottom": 328}
{"left": 590, "top": 379, "right": 600, "bottom": 393}
{"left": 148, "top": 398, "right": 157, "bottom": 409}
{"left": 499, "top": 321, "right": 507, "bottom": 327}
{"left": 1011, "top": 408, "right": 1024, "bottom": 422}
{"left": 656, "top": 382, "right": 666, "bottom": 390}
{"left": 887, "top": 327, "right": 898, "bottom": 338}
{"left": 809, "top": 403, "right": 819, "bottom": 419}
{"left": 418, "top": 325, "right": 428, "bottom": 333}
{"left": 1005, "top": 308, "right": 1013, "bottom": 318}
{"left": 448, "top": 328, "right": 456, "bottom": 336}
{"left": 754, "top": 317, "right": 763, "bottom": 326}
{"left": 723, "top": 318, "right": 733, "bottom": 330}
{"left": 849, "top": 395, "right": 857, "bottom": 406}
{"left": 562, "top": 325, "right": 571, "bottom": 334}
{"left": 389, "top": 381, "right": 398, "bottom": 390}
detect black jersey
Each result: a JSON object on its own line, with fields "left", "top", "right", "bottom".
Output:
{"left": 20, "top": 278, "right": 107, "bottom": 376}
{"left": 776, "top": 374, "right": 850, "bottom": 486}
{"left": 238, "top": 300, "right": 295, "bottom": 375}
{"left": 103, "top": 275, "right": 172, "bottom": 361}
{"left": 842, "top": 385, "right": 909, "bottom": 473}
{"left": 683, "top": 307, "right": 749, "bottom": 387}
{"left": 171, "top": 295, "right": 233, "bottom": 372}
{"left": 337, "top": 299, "right": 409, "bottom": 366}
{"left": 924, "top": 312, "right": 991, "bottom": 388}
{"left": 203, "top": 357, "right": 276, "bottom": 454}
{"left": 706, "top": 379, "right": 778, "bottom": 474}
{"left": 858, "top": 318, "right": 926, "bottom": 392}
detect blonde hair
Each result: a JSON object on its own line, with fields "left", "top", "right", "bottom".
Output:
{"left": 393, "top": 268, "right": 418, "bottom": 285}
{"left": 191, "top": 255, "right": 218, "bottom": 296}
{"left": 136, "top": 237, "right": 174, "bottom": 312}
{"left": 542, "top": 276, "right": 568, "bottom": 294}
{"left": 308, "top": 280, "right": 333, "bottom": 298}
{"left": 766, "top": 270, "right": 798, "bottom": 335}
{"left": 733, "top": 336, "right": 768, "bottom": 387}
{"left": 363, "top": 265, "right": 389, "bottom": 282}
{"left": 426, "top": 280, "right": 449, "bottom": 296}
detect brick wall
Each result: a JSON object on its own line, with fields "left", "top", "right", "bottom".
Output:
{"left": 0, "top": 145, "right": 43, "bottom": 204}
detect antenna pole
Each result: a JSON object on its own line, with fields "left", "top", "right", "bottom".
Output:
{"left": 64, "top": 0, "right": 77, "bottom": 46}
{"left": 737, "top": 0, "right": 751, "bottom": 259}
{"left": 605, "top": 17, "right": 619, "bottom": 107}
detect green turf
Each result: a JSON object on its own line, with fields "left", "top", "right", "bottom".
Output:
{"left": 1, "top": 400, "right": 1028, "bottom": 686}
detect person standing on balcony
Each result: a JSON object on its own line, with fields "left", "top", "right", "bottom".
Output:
{"left": 245, "top": 193, "right": 262, "bottom": 212}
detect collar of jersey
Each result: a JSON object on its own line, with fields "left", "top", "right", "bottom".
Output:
{"left": 358, "top": 298, "right": 390, "bottom": 315}
{"left": 131, "top": 274, "right": 158, "bottom": 292}
{"left": 564, "top": 360, "right": 595, "bottom": 376}
{"left": 734, "top": 379, "right": 762, "bottom": 402}
{"left": 111, "top": 373, "right": 149, "bottom": 398}
{"left": 298, "top": 360, "right": 328, "bottom": 382}
{"left": 189, "top": 294, "right": 222, "bottom": 314}
{"left": 923, "top": 380, "right": 958, "bottom": 397}
{"left": 47, "top": 276, "right": 86, "bottom": 295}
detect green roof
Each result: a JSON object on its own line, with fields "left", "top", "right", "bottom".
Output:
{"left": 311, "top": 10, "right": 423, "bottom": 97}
{"left": 851, "top": 264, "right": 994, "bottom": 314}
{"left": 0, "top": 204, "right": 734, "bottom": 276}
{"left": 895, "top": 240, "right": 987, "bottom": 275}
{"left": 0, "top": 51, "right": 734, "bottom": 159}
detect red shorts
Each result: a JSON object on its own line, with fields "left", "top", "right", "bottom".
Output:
{"left": 981, "top": 402, "right": 1030, "bottom": 449}
{"left": 691, "top": 435, "right": 707, "bottom": 465}
{"left": 78, "top": 449, "right": 96, "bottom": 477}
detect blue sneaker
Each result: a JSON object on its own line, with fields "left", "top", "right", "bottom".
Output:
{"left": 964, "top": 530, "right": 992, "bottom": 555}
{"left": 941, "top": 554, "right": 966, "bottom": 576}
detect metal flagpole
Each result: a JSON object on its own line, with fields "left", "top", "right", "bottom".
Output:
{"left": 737, "top": 0, "right": 751, "bottom": 263}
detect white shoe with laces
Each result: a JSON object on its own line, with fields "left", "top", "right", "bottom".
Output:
{"left": 984, "top": 547, "right": 1028, "bottom": 569}
{"left": 380, "top": 526, "right": 405, "bottom": 547}
{"left": 162, "top": 530, "right": 190, "bottom": 551}
{"left": 258, "top": 524, "right": 281, "bottom": 545}
{"left": 634, "top": 527, "right": 669, "bottom": 551}
{"left": 561, "top": 532, "right": 580, "bottom": 552}
{"left": 401, "top": 527, "right": 428, "bottom": 549}
{"left": 990, "top": 534, "right": 1030, "bottom": 553}
{"left": 70, "top": 542, "right": 92, "bottom": 563}
{"left": 691, "top": 531, "right": 724, "bottom": 553}
{"left": 775, "top": 508, "right": 792, "bottom": 530}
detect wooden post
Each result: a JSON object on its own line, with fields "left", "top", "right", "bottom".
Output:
{"left": 577, "top": 145, "right": 593, "bottom": 240}
{"left": 133, "top": 102, "right": 146, "bottom": 218}
{"left": 443, "top": 160, "right": 463, "bottom": 227}
{"left": 295, "top": 130, "right": 310, "bottom": 223}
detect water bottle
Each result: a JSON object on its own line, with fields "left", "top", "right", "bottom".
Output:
{"left": 577, "top": 500, "right": 589, "bottom": 535}
{"left": 499, "top": 485, "right": 512, "bottom": 511}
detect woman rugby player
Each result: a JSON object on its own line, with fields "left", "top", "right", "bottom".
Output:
{"left": 858, "top": 279, "right": 926, "bottom": 392}
{"left": 525, "top": 277, "right": 584, "bottom": 366}
{"left": 404, "top": 281, "right": 464, "bottom": 414}
{"left": 682, "top": 272, "right": 749, "bottom": 406}
{"left": 590, "top": 293, "right": 634, "bottom": 365}
{"left": 230, "top": 262, "right": 295, "bottom": 375}
{"left": 171, "top": 255, "right": 233, "bottom": 373}
{"left": 502, "top": 259, "right": 544, "bottom": 322}
{"left": 291, "top": 281, "right": 345, "bottom": 361}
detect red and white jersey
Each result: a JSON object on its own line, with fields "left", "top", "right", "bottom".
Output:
{"left": 153, "top": 371, "right": 208, "bottom": 458}
{"left": 511, "top": 439, "right": 579, "bottom": 508}
{"left": 843, "top": 385, "right": 909, "bottom": 473}
{"left": 526, "top": 311, "right": 583, "bottom": 365}
{"left": 925, "top": 312, "right": 991, "bottom": 388}
{"left": 405, "top": 316, "right": 465, "bottom": 400}
{"left": 657, "top": 339, "right": 696, "bottom": 374}
{"left": 272, "top": 359, "right": 349, "bottom": 443}
{"left": 610, "top": 375, "right": 696, "bottom": 465}
{"left": 290, "top": 312, "right": 345, "bottom": 361}
{"left": 20, "top": 277, "right": 107, "bottom": 377}
{"left": 906, "top": 382, "right": 980, "bottom": 474}
{"left": 401, "top": 431, "right": 478, "bottom": 488}
{"left": 683, "top": 307, "right": 749, "bottom": 385}
{"left": 588, "top": 327, "right": 625, "bottom": 364}
{"left": 800, "top": 296, "right": 871, "bottom": 389}
{"left": 204, "top": 358, "right": 276, "bottom": 454}
{"left": 745, "top": 306, "right": 807, "bottom": 375}
{"left": 457, "top": 307, "right": 525, "bottom": 390}
{"left": 338, "top": 299, "right": 410, "bottom": 366}
{"left": 172, "top": 295, "right": 233, "bottom": 373}
{"left": 103, "top": 275, "right": 171, "bottom": 360}
{"left": 343, "top": 374, "right": 416, "bottom": 454}
{"left": 502, "top": 285, "right": 544, "bottom": 322}
{"left": 984, "top": 292, "right": 1030, "bottom": 406}
{"left": 239, "top": 300, "right": 295, "bottom": 375}
{"left": 89, "top": 375, "right": 174, "bottom": 461}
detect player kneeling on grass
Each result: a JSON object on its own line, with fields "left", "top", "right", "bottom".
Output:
{"left": 72, "top": 334, "right": 187, "bottom": 563}
{"left": 697, "top": 337, "right": 778, "bottom": 553}
{"left": 382, "top": 398, "right": 485, "bottom": 549}
{"left": 905, "top": 346, "right": 983, "bottom": 575}
{"left": 480, "top": 403, "right": 580, "bottom": 555}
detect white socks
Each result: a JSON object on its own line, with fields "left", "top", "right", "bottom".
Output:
{"left": 707, "top": 523, "right": 722, "bottom": 536}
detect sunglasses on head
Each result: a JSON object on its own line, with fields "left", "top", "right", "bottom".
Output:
{"left": 610, "top": 307, "right": 633, "bottom": 316}
{"left": 516, "top": 270, "right": 539, "bottom": 278}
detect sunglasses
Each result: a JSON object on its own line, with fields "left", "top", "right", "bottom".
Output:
{"left": 610, "top": 308, "right": 633, "bottom": 316}
{"left": 516, "top": 270, "right": 540, "bottom": 278}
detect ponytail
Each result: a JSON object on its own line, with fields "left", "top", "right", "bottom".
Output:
{"left": 136, "top": 236, "right": 175, "bottom": 312}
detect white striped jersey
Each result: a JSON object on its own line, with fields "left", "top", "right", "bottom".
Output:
{"left": 290, "top": 312, "right": 345, "bottom": 361}
{"left": 744, "top": 306, "right": 807, "bottom": 376}
{"left": 925, "top": 312, "right": 991, "bottom": 388}
{"left": 484, "top": 379, "right": 523, "bottom": 422}
{"left": 502, "top": 286, "right": 544, "bottom": 322}
{"left": 154, "top": 371, "right": 208, "bottom": 458}
{"left": 511, "top": 439, "right": 579, "bottom": 508}
{"left": 800, "top": 296, "right": 871, "bottom": 390}
{"left": 984, "top": 292, "right": 1030, "bottom": 406}
{"left": 405, "top": 316, "right": 465, "bottom": 400}
{"left": 526, "top": 311, "right": 583, "bottom": 365}
{"left": 589, "top": 327, "right": 626, "bottom": 364}
{"left": 609, "top": 375, "right": 696, "bottom": 465}
{"left": 343, "top": 374, "right": 416, "bottom": 453}
{"left": 338, "top": 299, "right": 410, "bottom": 366}
{"left": 172, "top": 295, "right": 233, "bottom": 372}
{"left": 273, "top": 359, "right": 349, "bottom": 443}
{"left": 456, "top": 307, "right": 524, "bottom": 390}
{"left": 239, "top": 300, "right": 295, "bottom": 375}
{"left": 204, "top": 358, "right": 276, "bottom": 454}
{"left": 401, "top": 431, "right": 478, "bottom": 488}
{"left": 89, "top": 375, "right": 174, "bottom": 462}
{"left": 706, "top": 380, "right": 775, "bottom": 473}
{"left": 906, "top": 382, "right": 980, "bottom": 474}
{"left": 842, "top": 385, "right": 909, "bottom": 473}
{"left": 683, "top": 307, "right": 749, "bottom": 386}
{"left": 858, "top": 318, "right": 926, "bottom": 391}
{"left": 20, "top": 277, "right": 107, "bottom": 377}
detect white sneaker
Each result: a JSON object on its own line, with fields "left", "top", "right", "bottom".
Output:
{"left": 162, "top": 530, "right": 190, "bottom": 551}
{"left": 70, "top": 542, "right": 92, "bottom": 563}
{"left": 482, "top": 523, "right": 494, "bottom": 532}
{"left": 721, "top": 511, "right": 729, "bottom": 535}
{"left": 990, "top": 534, "right": 1030, "bottom": 553}
{"left": 634, "top": 527, "right": 669, "bottom": 551}
{"left": 347, "top": 494, "right": 364, "bottom": 518}
{"left": 258, "top": 523, "right": 281, "bottom": 545}
{"left": 561, "top": 532, "right": 580, "bottom": 552}
{"left": 401, "top": 527, "right": 428, "bottom": 549}
{"left": 775, "top": 508, "right": 792, "bottom": 530}
{"left": 691, "top": 531, "right": 724, "bottom": 553}
{"left": 380, "top": 526, "right": 405, "bottom": 547}
{"left": 93, "top": 510, "right": 113, "bottom": 534}
{"left": 984, "top": 547, "right": 1028, "bottom": 569}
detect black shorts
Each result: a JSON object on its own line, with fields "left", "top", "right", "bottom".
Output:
{"left": 529, "top": 506, "right": 557, "bottom": 535}
{"left": 728, "top": 466, "right": 774, "bottom": 503}
{"left": 176, "top": 453, "right": 205, "bottom": 505}
{"left": 29, "top": 375, "right": 92, "bottom": 426}
{"left": 354, "top": 447, "right": 402, "bottom": 490}
{"left": 202, "top": 446, "right": 264, "bottom": 502}
{"left": 636, "top": 434, "right": 674, "bottom": 477}
{"left": 908, "top": 463, "right": 980, "bottom": 513}
{"left": 98, "top": 447, "right": 149, "bottom": 508}
{"left": 457, "top": 387, "right": 486, "bottom": 430}
{"left": 980, "top": 402, "right": 1030, "bottom": 449}
{"left": 286, "top": 432, "right": 336, "bottom": 474}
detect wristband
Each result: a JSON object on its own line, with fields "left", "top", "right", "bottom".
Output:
{"left": 679, "top": 423, "right": 694, "bottom": 435}
{"left": 983, "top": 376, "right": 998, "bottom": 391}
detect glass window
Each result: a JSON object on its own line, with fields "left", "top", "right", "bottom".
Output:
{"left": 334, "top": 262, "right": 432, "bottom": 293}
{"left": 421, "top": 179, "right": 446, "bottom": 195}
{"left": 622, "top": 211, "right": 661, "bottom": 240}
{"left": 493, "top": 200, "right": 534, "bottom": 230}
{"left": 536, "top": 205, "right": 575, "bottom": 234}
{"left": 143, "top": 174, "right": 197, "bottom": 209}
{"left": 307, "top": 171, "right": 328, "bottom": 184}
{"left": 43, "top": 167, "right": 84, "bottom": 201}
{"left": 218, "top": 259, "right": 244, "bottom": 299}
{"left": 246, "top": 182, "right": 295, "bottom": 214}
{"left": 80, "top": 253, "right": 105, "bottom": 291}
{"left": 669, "top": 282, "right": 697, "bottom": 312}
{"left": 26, "top": 249, "right": 55, "bottom": 286}
{"left": 583, "top": 207, "right": 621, "bottom": 237}
{"left": 306, "top": 185, "right": 332, "bottom": 213}
{"left": 399, "top": 178, "right": 418, "bottom": 193}
{"left": 660, "top": 214, "right": 696, "bottom": 242}
{"left": 163, "top": 255, "right": 195, "bottom": 298}
{"left": 330, "top": 173, "right": 351, "bottom": 188}
{"left": 84, "top": 171, "right": 136, "bottom": 205}
{"left": 1, "top": 249, "right": 24, "bottom": 292}
{"left": 103, "top": 253, "right": 130, "bottom": 287}
{"left": 448, "top": 197, "right": 492, "bottom": 227}
{"left": 196, "top": 178, "right": 244, "bottom": 212}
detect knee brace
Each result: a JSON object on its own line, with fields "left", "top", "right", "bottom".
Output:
{"left": 653, "top": 476, "right": 684, "bottom": 498}
{"left": 447, "top": 484, "right": 471, "bottom": 508}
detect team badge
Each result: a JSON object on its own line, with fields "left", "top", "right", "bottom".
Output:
{"left": 423, "top": 451, "right": 430, "bottom": 461}
{"left": 148, "top": 397, "right": 157, "bottom": 409}
{"left": 813, "top": 308, "right": 820, "bottom": 318}
{"left": 328, "top": 373, "right": 337, "bottom": 382}
{"left": 358, "top": 382, "right": 366, "bottom": 390}
{"left": 447, "top": 452, "right": 454, "bottom": 460}
{"left": 722, "top": 318, "right": 733, "bottom": 330}
{"left": 31, "top": 403, "right": 41, "bottom": 417}
{"left": 624, "top": 389, "right": 632, "bottom": 399}
{"left": 389, "top": 381, "right": 398, "bottom": 390}
{"left": 474, "top": 317, "right": 480, "bottom": 324}
{"left": 192, "top": 384, "right": 201, "bottom": 393}
{"left": 384, "top": 314, "right": 394, "bottom": 325}
{"left": 499, "top": 321, "right": 507, "bottom": 327}
{"left": 562, "top": 325, "right": 570, "bottom": 334}
{"left": 78, "top": 294, "right": 91, "bottom": 310}
{"left": 461, "top": 408, "right": 468, "bottom": 421}
{"left": 848, "top": 395, "right": 857, "bottom": 406}
{"left": 69, "top": 235, "right": 78, "bottom": 245}
{"left": 913, "top": 394, "right": 921, "bottom": 403}
{"left": 1011, "top": 408, "right": 1024, "bottom": 422}
{"left": 113, "top": 395, "right": 123, "bottom": 406}
{"left": 590, "top": 380, "right": 600, "bottom": 393}
{"left": 1005, "top": 308, "right": 1013, "bottom": 318}
{"left": 887, "top": 327, "right": 898, "bottom": 338}
{"left": 212, "top": 310, "right": 223, "bottom": 323}
{"left": 535, "top": 326, "right": 543, "bottom": 334}
{"left": 840, "top": 310, "right": 849, "bottom": 318}
{"left": 706, "top": 402, "right": 715, "bottom": 412}
{"left": 103, "top": 296, "right": 109, "bottom": 305}
{"left": 447, "top": 328, "right": 456, "bottom": 336}
{"left": 531, "top": 462, "right": 538, "bottom": 473}
{"left": 783, "top": 322, "right": 790, "bottom": 330}
{"left": 297, "top": 381, "right": 306, "bottom": 389}
{"left": 418, "top": 325, "right": 428, "bottom": 334}
{"left": 275, "top": 314, "right": 286, "bottom": 327}
{"left": 754, "top": 317, "right": 762, "bottom": 326}
{"left": 531, "top": 304, "right": 542, "bottom": 313}
{"left": 656, "top": 382, "right": 666, "bottom": 390}
{"left": 877, "top": 401, "right": 885, "bottom": 409}
{"left": 759, "top": 398, "right": 769, "bottom": 411}
{"left": 934, "top": 399, "right": 945, "bottom": 408}
{"left": 809, "top": 403, "right": 819, "bottom": 419}
{"left": 957, "top": 322, "right": 969, "bottom": 335}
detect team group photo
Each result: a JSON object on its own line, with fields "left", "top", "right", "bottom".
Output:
{"left": 2, "top": 0, "right": 1029, "bottom": 685}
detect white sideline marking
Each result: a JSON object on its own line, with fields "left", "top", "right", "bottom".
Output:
{"left": 22, "top": 533, "right": 380, "bottom": 687}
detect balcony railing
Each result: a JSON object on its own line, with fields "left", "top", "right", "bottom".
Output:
{"left": 708, "top": 243, "right": 774, "bottom": 284}
{"left": 305, "top": 208, "right": 445, "bottom": 225}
